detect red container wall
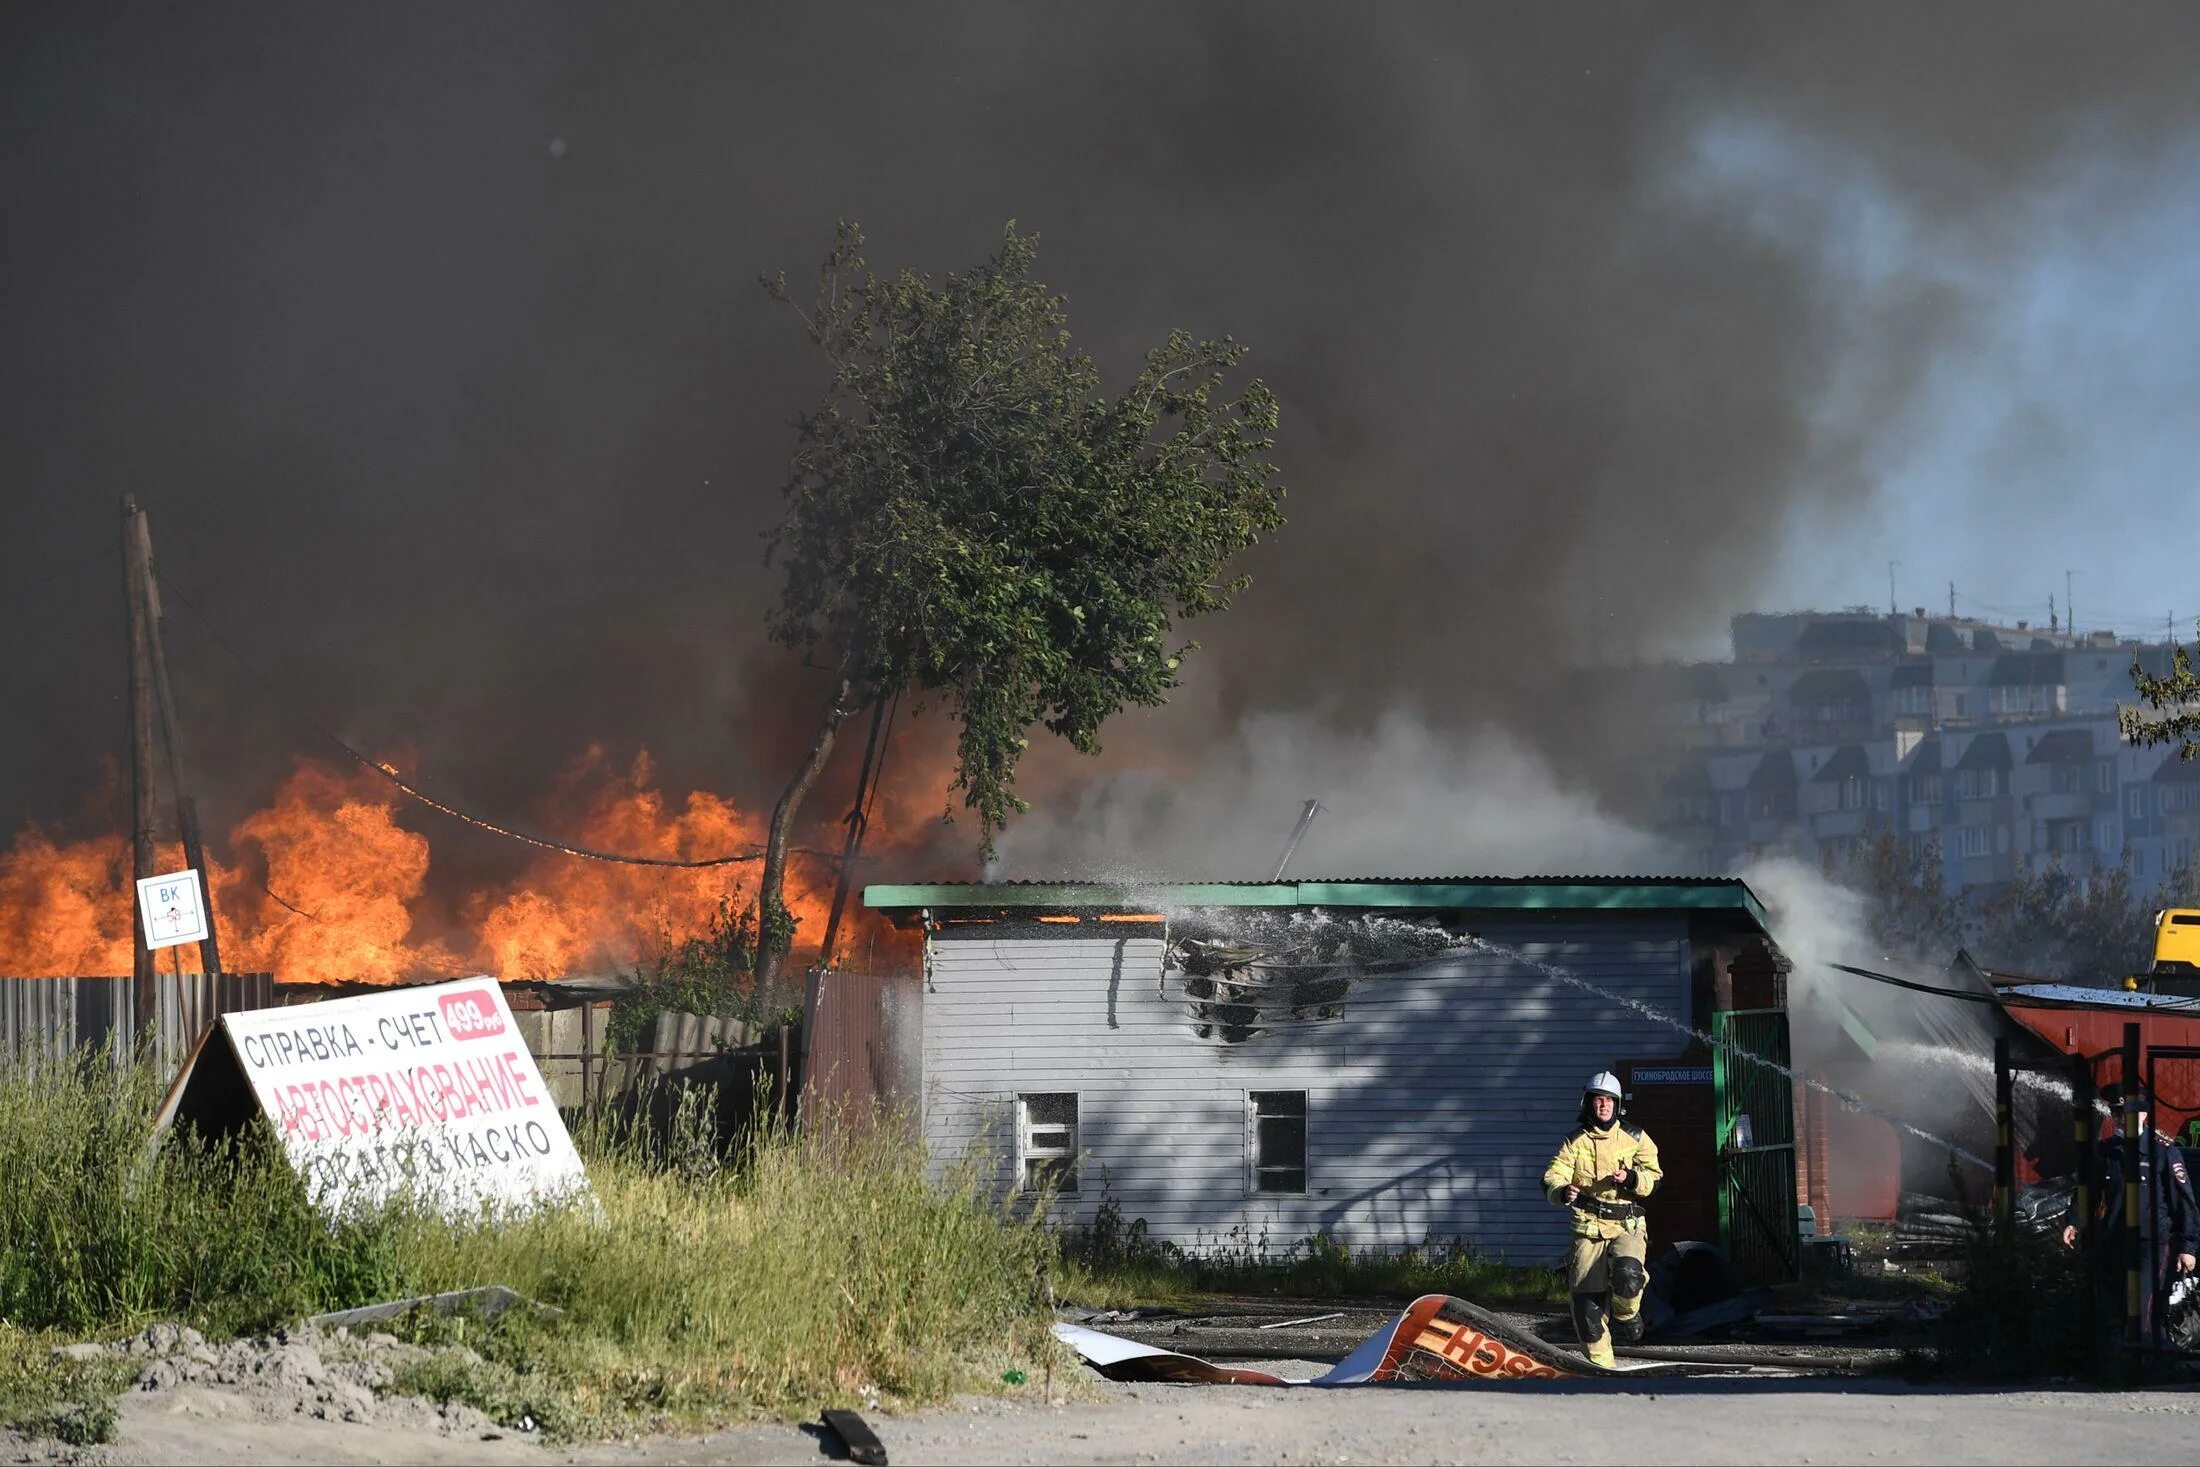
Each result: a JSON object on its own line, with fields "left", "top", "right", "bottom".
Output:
{"left": 2003, "top": 1003, "right": 2200, "bottom": 1142}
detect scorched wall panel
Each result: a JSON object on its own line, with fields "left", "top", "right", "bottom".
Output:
{"left": 921, "top": 920, "right": 1692, "bottom": 1263}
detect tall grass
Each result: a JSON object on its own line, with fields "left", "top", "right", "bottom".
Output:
{"left": 0, "top": 1052, "right": 1062, "bottom": 1431}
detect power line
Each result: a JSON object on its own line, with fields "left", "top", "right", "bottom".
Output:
{"left": 2, "top": 542, "right": 121, "bottom": 612}
{"left": 1825, "top": 961, "right": 2007, "bottom": 1006}
{"left": 155, "top": 569, "right": 831, "bottom": 870}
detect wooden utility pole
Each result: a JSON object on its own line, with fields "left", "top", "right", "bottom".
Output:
{"left": 134, "top": 508, "right": 222, "bottom": 977}
{"left": 122, "top": 496, "right": 160, "bottom": 1028}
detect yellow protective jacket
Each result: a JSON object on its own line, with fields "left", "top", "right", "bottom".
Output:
{"left": 1542, "top": 1121, "right": 1662, "bottom": 1240}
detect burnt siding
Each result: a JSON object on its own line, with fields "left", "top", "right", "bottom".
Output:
{"left": 920, "top": 920, "right": 1692, "bottom": 1263}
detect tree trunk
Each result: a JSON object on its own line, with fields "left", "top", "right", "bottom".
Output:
{"left": 752, "top": 662, "right": 859, "bottom": 994}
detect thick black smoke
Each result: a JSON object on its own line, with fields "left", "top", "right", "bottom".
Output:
{"left": 5, "top": 4, "right": 2198, "bottom": 888}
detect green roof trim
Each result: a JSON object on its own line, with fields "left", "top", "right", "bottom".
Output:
{"left": 863, "top": 877, "right": 1770, "bottom": 930}
{"left": 863, "top": 882, "right": 1295, "bottom": 909}
{"left": 1821, "top": 985, "right": 1880, "bottom": 1061}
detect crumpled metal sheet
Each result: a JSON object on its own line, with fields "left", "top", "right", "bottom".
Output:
{"left": 1055, "top": 1293, "right": 1745, "bottom": 1386}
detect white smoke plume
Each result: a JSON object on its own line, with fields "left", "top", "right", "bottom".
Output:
{"left": 990, "top": 708, "right": 1681, "bottom": 883}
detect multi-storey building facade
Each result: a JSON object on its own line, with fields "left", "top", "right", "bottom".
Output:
{"left": 1648, "top": 608, "right": 2192, "bottom": 899}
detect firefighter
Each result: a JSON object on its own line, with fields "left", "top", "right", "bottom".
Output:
{"left": 2059, "top": 1081, "right": 2198, "bottom": 1338}
{"left": 1542, "top": 1070, "right": 1662, "bottom": 1367}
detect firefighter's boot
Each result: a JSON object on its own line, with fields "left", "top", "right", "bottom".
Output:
{"left": 1571, "top": 1290, "right": 1615, "bottom": 1368}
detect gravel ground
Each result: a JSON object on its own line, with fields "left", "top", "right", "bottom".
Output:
{"left": 6, "top": 1305, "right": 2192, "bottom": 1466}
{"left": 34, "top": 1373, "right": 2191, "bottom": 1466}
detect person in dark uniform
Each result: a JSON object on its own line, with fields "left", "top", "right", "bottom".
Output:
{"left": 2059, "top": 1081, "right": 2199, "bottom": 1338}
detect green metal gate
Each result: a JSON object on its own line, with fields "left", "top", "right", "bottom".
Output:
{"left": 1713, "top": 1008, "right": 1800, "bottom": 1285}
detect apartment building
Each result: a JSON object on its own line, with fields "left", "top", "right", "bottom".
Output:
{"left": 1649, "top": 609, "right": 2192, "bottom": 898}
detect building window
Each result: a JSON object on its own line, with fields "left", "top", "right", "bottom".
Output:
{"left": 2097, "top": 762, "right": 2115, "bottom": 794}
{"left": 1955, "top": 769, "right": 2002, "bottom": 800}
{"left": 2129, "top": 787, "right": 2149, "bottom": 821}
{"left": 1839, "top": 777, "right": 1866, "bottom": 811}
{"left": 1909, "top": 774, "right": 1942, "bottom": 805}
{"left": 1248, "top": 1091, "right": 1307, "bottom": 1195}
{"left": 1018, "top": 1093, "right": 1079, "bottom": 1194}
{"left": 1961, "top": 825, "right": 1991, "bottom": 858}
{"left": 2050, "top": 765, "right": 2083, "bottom": 795}
{"left": 2098, "top": 820, "right": 2118, "bottom": 856}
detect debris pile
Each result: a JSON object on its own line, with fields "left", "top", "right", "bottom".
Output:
{"left": 56, "top": 1321, "right": 504, "bottom": 1436}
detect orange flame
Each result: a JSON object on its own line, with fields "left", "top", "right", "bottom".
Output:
{"left": 0, "top": 747, "right": 908, "bottom": 984}
{"left": 468, "top": 746, "right": 833, "bottom": 980}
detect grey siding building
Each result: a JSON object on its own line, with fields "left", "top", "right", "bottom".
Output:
{"left": 864, "top": 878, "right": 1787, "bottom": 1268}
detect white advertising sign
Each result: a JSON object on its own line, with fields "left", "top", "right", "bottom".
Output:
{"left": 135, "top": 868, "right": 210, "bottom": 950}
{"left": 211, "top": 977, "right": 589, "bottom": 1217}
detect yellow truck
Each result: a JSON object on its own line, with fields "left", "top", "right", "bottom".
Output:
{"left": 2151, "top": 907, "right": 2200, "bottom": 976}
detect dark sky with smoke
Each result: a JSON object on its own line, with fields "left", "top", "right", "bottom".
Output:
{"left": 6, "top": 3, "right": 2200, "bottom": 886}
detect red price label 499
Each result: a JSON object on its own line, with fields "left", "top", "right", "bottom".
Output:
{"left": 438, "top": 990, "right": 506, "bottom": 1040}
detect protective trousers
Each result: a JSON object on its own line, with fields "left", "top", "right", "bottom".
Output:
{"left": 1567, "top": 1228, "right": 1648, "bottom": 1368}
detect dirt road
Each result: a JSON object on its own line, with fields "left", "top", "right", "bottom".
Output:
{"left": 38, "top": 1371, "right": 2199, "bottom": 1466}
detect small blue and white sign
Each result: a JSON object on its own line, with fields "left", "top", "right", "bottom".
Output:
{"left": 135, "top": 868, "right": 209, "bottom": 951}
{"left": 1632, "top": 1066, "right": 1713, "bottom": 1085}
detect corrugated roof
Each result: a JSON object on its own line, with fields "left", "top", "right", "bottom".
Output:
{"left": 2024, "top": 728, "right": 2093, "bottom": 765}
{"left": 2000, "top": 984, "right": 2200, "bottom": 1015}
{"left": 1903, "top": 738, "right": 1943, "bottom": 775}
{"left": 864, "top": 876, "right": 1771, "bottom": 928}
{"left": 1926, "top": 624, "right": 1968, "bottom": 654}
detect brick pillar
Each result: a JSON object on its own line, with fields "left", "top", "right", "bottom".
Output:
{"left": 1794, "top": 1071, "right": 1831, "bottom": 1234}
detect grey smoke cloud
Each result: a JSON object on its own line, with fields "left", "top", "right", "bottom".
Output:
{"left": 990, "top": 710, "right": 1677, "bottom": 881}
{"left": 5, "top": 3, "right": 2199, "bottom": 891}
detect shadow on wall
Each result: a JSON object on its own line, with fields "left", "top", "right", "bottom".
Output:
{"left": 932, "top": 918, "right": 1720, "bottom": 1265}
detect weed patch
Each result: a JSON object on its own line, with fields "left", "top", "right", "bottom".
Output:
{"left": 0, "top": 1327, "right": 129, "bottom": 1445}
{"left": 0, "top": 1055, "right": 1064, "bottom": 1435}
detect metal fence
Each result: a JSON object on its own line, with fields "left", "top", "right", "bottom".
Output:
{"left": 0, "top": 972, "right": 276, "bottom": 1076}
{"left": 801, "top": 968, "right": 921, "bottom": 1130}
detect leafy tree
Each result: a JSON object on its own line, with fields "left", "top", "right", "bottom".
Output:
{"left": 1968, "top": 859, "right": 2152, "bottom": 986}
{"left": 749, "top": 222, "right": 1287, "bottom": 988}
{"left": 1843, "top": 827, "right": 1960, "bottom": 961}
{"left": 2119, "top": 622, "right": 2200, "bottom": 760}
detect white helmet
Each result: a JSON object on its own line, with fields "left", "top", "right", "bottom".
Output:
{"left": 1585, "top": 1071, "right": 1624, "bottom": 1101}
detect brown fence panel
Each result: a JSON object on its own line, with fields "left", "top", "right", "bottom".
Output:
{"left": 0, "top": 972, "right": 276, "bottom": 1076}
{"left": 801, "top": 969, "right": 921, "bottom": 1132}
